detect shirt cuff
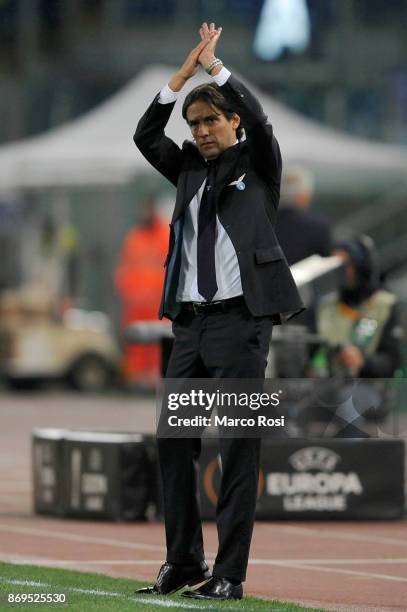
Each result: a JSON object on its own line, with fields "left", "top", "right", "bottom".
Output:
{"left": 211, "top": 66, "right": 231, "bottom": 87}
{"left": 158, "top": 84, "right": 178, "bottom": 104}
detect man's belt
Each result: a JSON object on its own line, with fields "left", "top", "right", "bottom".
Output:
{"left": 181, "top": 295, "right": 245, "bottom": 315}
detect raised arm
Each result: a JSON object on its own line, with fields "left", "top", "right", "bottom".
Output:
{"left": 134, "top": 36, "right": 215, "bottom": 186}
{"left": 220, "top": 76, "right": 282, "bottom": 187}
{"left": 198, "top": 23, "right": 282, "bottom": 187}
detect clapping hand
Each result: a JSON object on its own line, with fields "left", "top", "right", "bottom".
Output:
{"left": 198, "top": 22, "right": 223, "bottom": 70}
{"left": 169, "top": 22, "right": 223, "bottom": 91}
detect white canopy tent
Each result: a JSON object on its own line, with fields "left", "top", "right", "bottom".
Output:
{"left": 0, "top": 65, "right": 406, "bottom": 193}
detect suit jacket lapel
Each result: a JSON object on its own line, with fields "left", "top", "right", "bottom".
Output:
{"left": 171, "top": 163, "right": 207, "bottom": 223}
{"left": 215, "top": 143, "right": 242, "bottom": 193}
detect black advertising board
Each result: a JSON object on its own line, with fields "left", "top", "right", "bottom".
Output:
{"left": 32, "top": 430, "right": 156, "bottom": 521}
{"left": 199, "top": 438, "right": 405, "bottom": 520}
{"left": 33, "top": 430, "right": 405, "bottom": 521}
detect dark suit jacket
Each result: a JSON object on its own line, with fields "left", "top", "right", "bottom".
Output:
{"left": 134, "top": 74, "right": 304, "bottom": 323}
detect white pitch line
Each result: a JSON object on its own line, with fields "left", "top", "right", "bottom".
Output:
{"left": 278, "top": 525, "right": 407, "bottom": 548}
{"left": 249, "top": 558, "right": 407, "bottom": 566}
{"left": 45, "top": 560, "right": 166, "bottom": 566}
{"left": 0, "top": 578, "right": 247, "bottom": 611}
{"left": 5, "top": 555, "right": 407, "bottom": 567}
{"left": 0, "top": 524, "right": 166, "bottom": 553}
{"left": 0, "top": 556, "right": 166, "bottom": 567}
{"left": 0, "top": 553, "right": 407, "bottom": 580}
{"left": 272, "top": 562, "right": 407, "bottom": 584}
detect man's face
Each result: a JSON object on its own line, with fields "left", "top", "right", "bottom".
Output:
{"left": 186, "top": 100, "right": 240, "bottom": 160}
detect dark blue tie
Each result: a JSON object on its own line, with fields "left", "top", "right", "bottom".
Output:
{"left": 197, "top": 160, "right": 218, "bottom": 301}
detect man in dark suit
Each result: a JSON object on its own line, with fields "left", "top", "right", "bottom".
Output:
{"left": 133, "top": 23, "right": 303, "bottom": 601}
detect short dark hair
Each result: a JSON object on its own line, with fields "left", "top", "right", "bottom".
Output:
{"left": 182, "top": 83, "right": 243, "bottom": 139}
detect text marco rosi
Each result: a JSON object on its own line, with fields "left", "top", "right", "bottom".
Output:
{"left": 165, "top": 390, "right": 285, "bottom": 428}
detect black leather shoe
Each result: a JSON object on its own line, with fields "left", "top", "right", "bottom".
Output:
{"left": 182, "top": 576, "right": 243, "bottom": 600}
{"left": 135, "top": 561, "right": 211, "bottom": 595}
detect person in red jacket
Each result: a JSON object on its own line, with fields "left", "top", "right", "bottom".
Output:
{"left": 115, "top": 196, "right": 169, "bottom": 386}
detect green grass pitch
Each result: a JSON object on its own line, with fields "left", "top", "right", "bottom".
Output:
{"left": 0, "top": 562, "right": 327, "bottom": 611}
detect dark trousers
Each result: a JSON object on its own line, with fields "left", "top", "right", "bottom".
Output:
{"left": 158, "top": 301, "right": 273, "bottom": 582}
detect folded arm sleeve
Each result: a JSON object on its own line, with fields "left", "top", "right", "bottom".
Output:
{"left": 133, "top": 94, "right": 183, "bottom": 186}
{"left": 220, "top": 75, "right": 282, "bottom": 189}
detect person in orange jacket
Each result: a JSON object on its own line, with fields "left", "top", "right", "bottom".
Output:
{"left": 115, "top": 196, "right": 169, "bottom": 386}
